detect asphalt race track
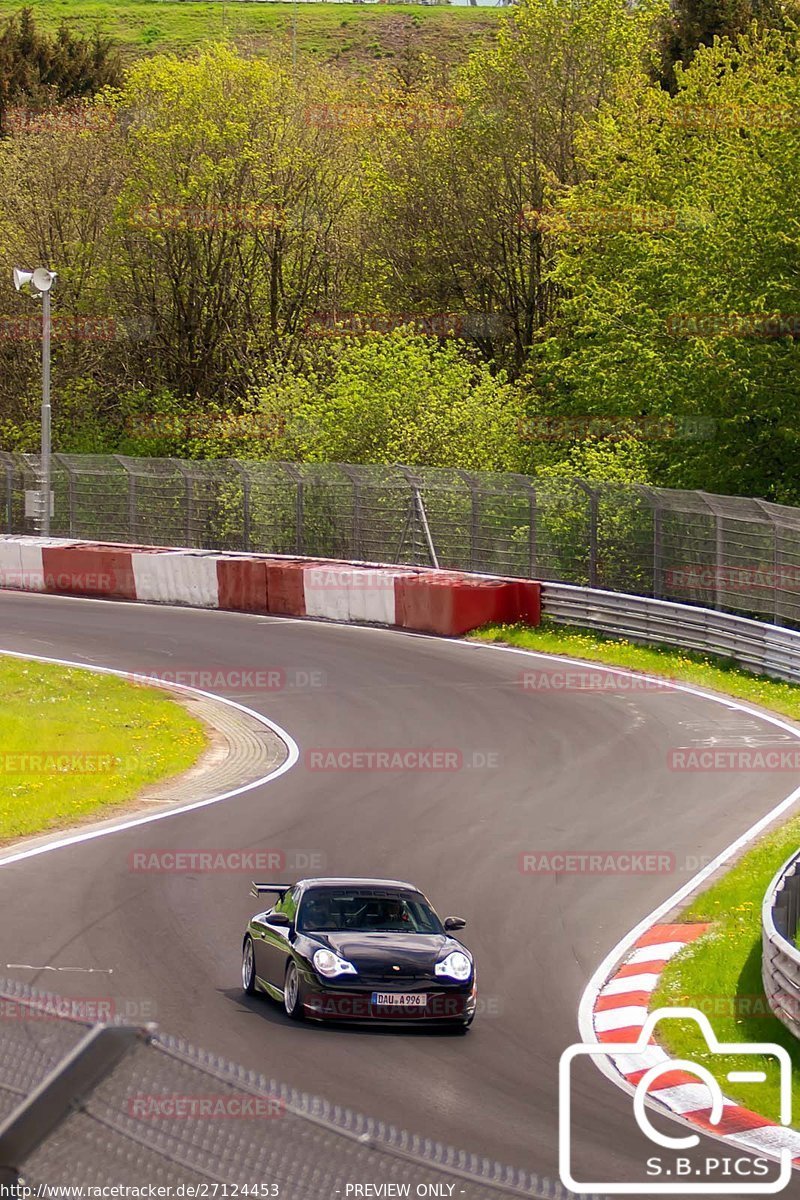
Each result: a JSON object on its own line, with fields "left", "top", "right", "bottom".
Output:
{"left": 1, "top": 590, "right": 799, "bottom": 1196}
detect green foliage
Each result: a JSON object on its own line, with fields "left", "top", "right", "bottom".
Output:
{"left": 531, "top": 31, "right": 800, "bottom": 502}
{"left": 0, "top": 6, "right": 121, "bottom": 122}
{"left": 533, "top": 436, "right": 654, "bottom": 485}
{"left": 246, "top": 331, "right": 528, "bottom": 471}
{"left": 0, "top": 4, "right": 798, "bottom": 505}
{"left": 656, "top": 0, "right": 793, "bottom": 91}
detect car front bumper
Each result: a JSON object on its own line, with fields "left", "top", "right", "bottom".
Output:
{"left": 301, "top": 979, "right": 477, "bottom": 1024}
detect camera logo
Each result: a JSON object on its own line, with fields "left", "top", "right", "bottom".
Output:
{"left": 559, "top": 1007, "right": 793, "bottom": 1193}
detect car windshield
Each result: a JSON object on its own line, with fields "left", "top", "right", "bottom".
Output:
{"left": 297, "top": 888, "right": 443, "bottom": 934}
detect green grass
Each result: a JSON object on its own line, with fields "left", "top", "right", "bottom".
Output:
{"left": 0, "top": 656, "right": 207, "bottom": 842}
{"left": 651, "top": 825, "right": 800, "bottom": 1127}
{"left": 472, "top": 620, "right": 800, "bottom": 1125}
{"left": 0, "top": 0, "right": 499, "bottom": 67}
{"left": 472, "top": 619, "right": 800, "bottom": 722}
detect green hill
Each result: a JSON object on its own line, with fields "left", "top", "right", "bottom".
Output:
{"left": 0, "top": 0, "right": 499, "bottom": 68}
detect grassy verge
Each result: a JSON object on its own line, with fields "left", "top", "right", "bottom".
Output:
{"left": 472, "top": 619, "right": 800, "bottom": 722}
{"left": 0, "top": 1, "right": 498, "bottom": 67}
{"left": 0, "top": 656, "right": 207, "bottom": 842}
{"left": 472, "top": 621, "right": 800, "bottom": 1126}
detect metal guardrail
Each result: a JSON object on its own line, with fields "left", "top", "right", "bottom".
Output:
{"left": 3, "top": 451, "right": 800, "bottom": 629}
{"left": 540, "top": 582, "right": 800, "bottom": 685}
{"left": 763, "top": 853, "right": 800, "bottom": 1040}
{"left": 538, "top": 582, "right": 800, "bottom": 1039}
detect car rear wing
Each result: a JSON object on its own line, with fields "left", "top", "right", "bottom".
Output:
{"left": 250, "top": 881, "right": 292, "bottom": 899}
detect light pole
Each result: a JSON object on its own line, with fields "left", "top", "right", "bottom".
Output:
{"left": 13, "top": 267, "right": 57, "bottom": 536}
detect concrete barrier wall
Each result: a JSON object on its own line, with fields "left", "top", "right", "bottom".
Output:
{"left": 0, "top": 539, "right": 542, "bottom": 636}
{"left": 0, "top": 536, "right": 77, "bottom": 592}
{"left": 42, "top": 544, "right": 136, "bottom": 599}
{"left": 216, "top": 558, "right": 270, "bottom": 614}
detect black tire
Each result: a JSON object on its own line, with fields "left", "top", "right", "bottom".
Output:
{"left": 242, "top": 936, "right": 258, "bottom": 996}
{"left": 283, "top": 961, "right": 304, "bottom": 1021}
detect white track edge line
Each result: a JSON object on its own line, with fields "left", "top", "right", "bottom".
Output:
{"left": 0, "top": 645, "right": 300, "bottom": 868}
{"left": 3, "top": 595, "right": 800, "bottom": 1155}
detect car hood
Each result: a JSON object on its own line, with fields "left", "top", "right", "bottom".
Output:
{"left": 309, "top": 931, "right": 465, "bottom": 969}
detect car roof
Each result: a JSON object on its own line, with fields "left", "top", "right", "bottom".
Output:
{"left": 296, "top": 877, "right": 419, "bottom": 891}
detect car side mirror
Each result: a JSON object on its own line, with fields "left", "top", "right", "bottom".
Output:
{"left": 444, "top": 916, "right": 466, "bottom": 931}
{"left": 266, "top": 912, "right": 292, "bottom": 927}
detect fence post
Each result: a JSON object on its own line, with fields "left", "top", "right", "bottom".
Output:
{"left": 458, "top": 470, "right": 480, "bottom": 573}
{"left": 234, "top": 461, "right": 251, "bottom": 552}
{"left": 575, "top": 481, "right": 599, "bottom": 588}
{"left": 637, "top": 485, "right": 662, "bottom": 598}
{"left": 282, "top": 463, "right": 304, "bottom": 555}
{"left": 715, "top": 514, "right": 725, "bottom": 609}
{"left": 397, "top": 465, "right": 439, "bottom": 568}
{"left": 352, "top": 472, "right": 362, "bottom": 560}
{"left": 175, "top": 463, "right": 193, "bottom": 548}
{"left": 113, "top": 456, "right": 138, "bottom": 544}
{"left": 5, "top": 461, "right": 13, "bottom": 534}
{"left": 54, "top": 455, "right": 76, "bottom": 538}
{"left": 528, "top": 482, "right": 537, "bottom": 578}
{"left": 754, "top": 500, "right": 781, "bottom": 624}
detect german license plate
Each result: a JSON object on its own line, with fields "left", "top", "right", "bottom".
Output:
{"left": 372, "top": 992, "right": 427, "bottom": 1007}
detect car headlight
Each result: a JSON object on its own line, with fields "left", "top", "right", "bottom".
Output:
{"left": 435, "top": 951, "right": 472, "bottom": 981}
{"left": 313, "top": 948, "right": 357, "bottom": 978}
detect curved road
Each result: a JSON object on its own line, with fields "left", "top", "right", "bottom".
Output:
{"left": 1, "top": 591, "right": 799, "bottom": 1194}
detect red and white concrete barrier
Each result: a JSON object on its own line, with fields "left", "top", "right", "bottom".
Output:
{"left": 0, "top": 537, "right": 541, "bottom": 636}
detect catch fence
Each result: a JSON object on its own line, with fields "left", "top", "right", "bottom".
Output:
{"left": 3, "top": 452, "right": 800, "bottom": 627}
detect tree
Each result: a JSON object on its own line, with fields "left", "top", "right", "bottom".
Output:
{"left": 243, "top": 329, "right": 529, "bottom": 471}
{"left": 0, "top": 8, "right": 120, "bottom": 133}
{"left": 529, "top": 31, "right": 800, "bottom": 502}
{"left": 356, "top": 0, "right": 664, "bottom": 373}
{"left": 656, "top": 0, "right": 790, "bottom": 91}
{"left": 114, "top": 44, "right": 361, "bottom": 401}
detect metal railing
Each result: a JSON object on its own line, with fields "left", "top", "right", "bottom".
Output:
{"left": 540, "top": 583, "right": 800, "bottom": 684}
{"left": 763, "top": 852, "right": 800, "bottom": 1040}
{"left": 3, "top": 451, "right": 800, "bottom": 629}
{"left": 0, "top": 980, "right": 578, "bottom": 1198}
{"left": 535, "top": 583, "right": 800, "bottom": 1038}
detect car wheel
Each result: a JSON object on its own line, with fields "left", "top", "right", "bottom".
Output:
{"left": 283, "top": 961, "right": 304, "bottom": 1021}
{"left": 242, "top": 936, "right": 258, "bottom": 996}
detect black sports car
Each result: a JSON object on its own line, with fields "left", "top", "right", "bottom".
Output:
{"left": 241, "top": 877, "right": 476, "bottom": 1028}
